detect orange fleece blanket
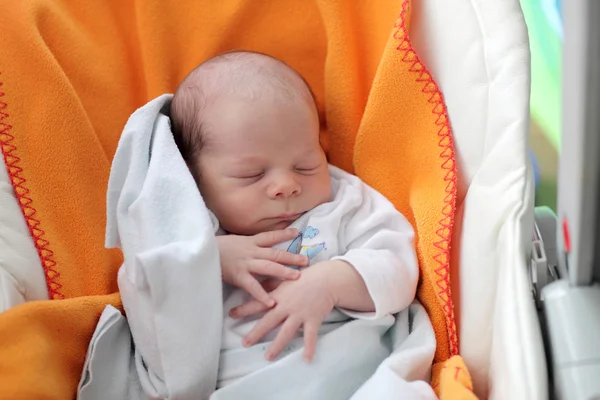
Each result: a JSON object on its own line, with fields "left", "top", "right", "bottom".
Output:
{"left": 0, "top": 0, "right": 476, "bottom": 398}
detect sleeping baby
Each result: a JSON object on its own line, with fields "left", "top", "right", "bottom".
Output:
{"left": 170, "top": 51, "right": 419, "bottom": 387}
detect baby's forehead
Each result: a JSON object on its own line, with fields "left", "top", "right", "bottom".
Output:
{"left": 202, "top": 97, "right": 320, "bottom": 156}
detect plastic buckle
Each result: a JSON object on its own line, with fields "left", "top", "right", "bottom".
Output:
{"left": 530, "top": 237, "right": 549, "bottom": 309}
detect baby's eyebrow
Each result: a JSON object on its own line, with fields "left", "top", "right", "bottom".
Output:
{"left": 297, "top": 149, "right": 321, "bottom": 160}
{"left": 228, "top": 155, "right": 265, "bottom": 166}
{"left": 239, "top": 156, "right": 262, "bottom": 163}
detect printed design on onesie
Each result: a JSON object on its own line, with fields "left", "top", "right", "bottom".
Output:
{"left": 285, "top": 226, "right": 326, "bottom": 269}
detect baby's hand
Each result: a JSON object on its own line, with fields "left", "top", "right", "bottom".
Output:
{"left": 218, "top": 229, "right": 309, "bottom": 307}
{"left": 229, "top": 264, "right": 336, "bottom": 363}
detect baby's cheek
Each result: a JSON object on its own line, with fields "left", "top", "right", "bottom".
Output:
{"left": 221, "top": 193, "right": 261, "bottom": 229}
{"left": 305, "top": 174, "right": 332, "bottom": 207}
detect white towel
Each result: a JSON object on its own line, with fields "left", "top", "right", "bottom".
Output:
{"left": 88, "top": 94, "right": 221, "bottom": 399}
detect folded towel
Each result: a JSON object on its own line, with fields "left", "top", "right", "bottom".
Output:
{"left": 0, "top": 0, "right": 474, "bottom": 398}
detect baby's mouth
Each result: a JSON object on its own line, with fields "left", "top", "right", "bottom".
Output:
{"left": 274, "top": 212, "right": 303, "bottom": 221}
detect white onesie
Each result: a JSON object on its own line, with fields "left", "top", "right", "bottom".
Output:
{"left": 215, "top": 165, "right": 419, "bottom": 387}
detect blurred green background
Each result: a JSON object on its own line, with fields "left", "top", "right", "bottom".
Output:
{"left": 531, "top": 121, "right": 557, "bottom": 210}
{"left": 521, "top": 0, "right": 561, "bottom": 210}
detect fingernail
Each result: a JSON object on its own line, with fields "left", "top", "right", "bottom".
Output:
{"left": 265, "top": 352, "right": 274, "bottom": 361}
{"left": 267, "top": 298, "right": 275, "bottom": 307}
{"left": 229, "top": 309, "right": 236, "bottom": 317}
{"left": 303, "top": 356, "right": 312, "bottom": 363}
{"left": 242, "top": 338, "right": 251, "bottom": 348}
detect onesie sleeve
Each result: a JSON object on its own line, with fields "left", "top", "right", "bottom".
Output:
{"left": 332, "top": 183, "right": 418, "bottom": 320}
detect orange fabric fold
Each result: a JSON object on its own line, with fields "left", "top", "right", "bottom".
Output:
{"left": 0, "top": 294, "right": 122, "bottom": 399}
{"left": 432, "top": 356, "right": 479, "bottom": 400}
{"left": 0, "top": 0, "right": 475, "bottom": 398}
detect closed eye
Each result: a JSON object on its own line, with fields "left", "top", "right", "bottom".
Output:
{"left": 238, "top": 172, "right": 264, "bottom": 180}
{"left": 295, "top": 165, "right": 320, "bottom": 174}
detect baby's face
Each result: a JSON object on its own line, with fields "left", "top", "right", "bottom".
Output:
{"left": 195, "top": 95, "right": 332, "bottom": 235}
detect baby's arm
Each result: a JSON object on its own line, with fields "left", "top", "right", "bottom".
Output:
{"left": 313, "top": 259, "right": 375, "bottom": 312}
{"left": 331, "top": 182, "right": 419, "bottom": 318}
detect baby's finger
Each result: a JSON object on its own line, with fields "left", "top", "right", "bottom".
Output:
{"left": 261, "top": 279, "right": 283, "bottom": 292}
{"left": 229, "top": 299, "right": 270, "bottom": 319}
{"left": 250, "top": 259, "right": 301, "bottom": 280}
{"left": 241, "top": 275, "right": 275, "bottom": 308}
{"left": 302, "top": 321, "right": 319, "bottom": 363}
{"left": 265, "top": 318, "right": 302, "bottom": 361}
{"left": 253, "top": 229, "right": 300, "bottom": 247}
{"left": 243, "top": 309, "right": 285, "bottom": 348}
{"left": 257, "top": 248, "right": 308, "bottom": 269}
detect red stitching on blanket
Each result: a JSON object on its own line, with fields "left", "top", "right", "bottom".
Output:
{"left": 454, "top": 366, "right": 461, "bottom": 380}
{"left": 455, "top": 366, "right": 474, "bottom": 391}
{"left": 432, "top": 365, "right": 474, "bottom": 392}
{"left": 0, "top": 75, "right": 64, "bottom": 300}
{"left": 394, "top": 0, "right": 459, "bottom": 356}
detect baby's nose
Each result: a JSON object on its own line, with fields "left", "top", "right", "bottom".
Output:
{"left": 268, "top": 174, "right": 301, "bottom": 199}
